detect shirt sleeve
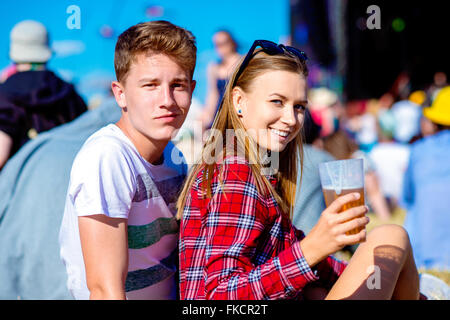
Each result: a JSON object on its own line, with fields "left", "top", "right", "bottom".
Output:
{"left": 68, "top": 137, "right": 136, "bottom": 219}
{"left": 202, "top": 162, "right": 319, "bottom": 300}
{"left": 293, "top": 227, "right": 348, "bottom": 290}
{"left": 313, "top": 255, "right": 348, "bottom": 290}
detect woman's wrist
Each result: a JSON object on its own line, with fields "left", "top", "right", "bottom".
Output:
{"left": 299, "top": 237, "right": 324, "bottom": 268}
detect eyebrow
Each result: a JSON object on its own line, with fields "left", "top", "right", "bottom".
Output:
{"left": 138, "top": 77, "right": 189, "bottom": 84}
{"left": 269, "top": 93, "right": 308, "bottom": 104}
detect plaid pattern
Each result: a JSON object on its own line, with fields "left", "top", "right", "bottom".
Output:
{"left": 179, "top": 156, "right": 347, "bottom": 300}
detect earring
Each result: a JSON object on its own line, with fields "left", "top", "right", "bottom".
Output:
{"left": 238, "top": 109, "right": 242, "bottom": 114}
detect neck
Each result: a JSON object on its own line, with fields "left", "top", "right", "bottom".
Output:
{"left": 223, "top": 52, "right": 239, "bottom": 63}
{"left": 115, "top": 118, "right": 167, "bottom": 165}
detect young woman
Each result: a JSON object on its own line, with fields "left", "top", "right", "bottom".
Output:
{"left": 177, "top": 40, "right": 421, "bottom": 300}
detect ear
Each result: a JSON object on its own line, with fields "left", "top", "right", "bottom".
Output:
{"left": 190, "top": 80, "right": 197, "bottom": 95}
{"left": 231, "top": 86, "right": 246, "bottom": 117}
{"left": 111, "top": 81, "right": 127, "bottom": 109}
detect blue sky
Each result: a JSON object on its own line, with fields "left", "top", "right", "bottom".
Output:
{"left": 0, "top": 0, "right": 289, "bottom": 104}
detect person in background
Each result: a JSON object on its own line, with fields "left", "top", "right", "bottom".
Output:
{"left": 390, "top": 99, "right": 422, "bottom": 144}
{"left": 369, "top": 109, "right": 410, "bottom": 211}
{"left": 0, "top": 96, "right": 120, "bottom": 299}
{"left": 307, "top": 87, "right": 341, "bottom": 139}
{"left": 427, "top": 71, "right": 447, "bottom": 102}
{"left": 401, "top": 86, "right": 450, "bottom": 270}
{"left": 198, "top": 30, "right": 241, "bottom": 131}
{"left": 0, "top": 20, "right": 87, "bottom": 170}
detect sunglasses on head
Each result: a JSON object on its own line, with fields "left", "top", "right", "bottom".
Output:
{"left": 232, "top": 40, "right": 308, "bottom": 87}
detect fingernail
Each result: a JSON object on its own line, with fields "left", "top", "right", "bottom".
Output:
{"left": 354, "top": 193, "right": 360, "bottom": 199}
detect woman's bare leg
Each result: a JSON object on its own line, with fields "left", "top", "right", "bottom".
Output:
{"left": 325, "top": 224, "right": 420, "bottom": 300}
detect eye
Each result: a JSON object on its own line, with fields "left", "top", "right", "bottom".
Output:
{"left": 172, "top": 83, "right": 186, "bottom": 90}
{"left": 270, "top": 99, "right": 283, "bottom": 105}
{"left": 143, "top": 83, "right": 156, "bottom": 88}
{"left": 294, "top": 104, "right": 306, "bottom": 111}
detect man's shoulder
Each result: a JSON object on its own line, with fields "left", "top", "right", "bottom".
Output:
{"left": 80, "top": 125, "right": 127, "bottom": 153}
{"left": 72, "top": 125, "right": 136, "bottom": 171}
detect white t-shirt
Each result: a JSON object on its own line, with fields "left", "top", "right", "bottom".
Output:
{"left": 59, "top": 124, "right": 187, "bottom": 300}
{"left": 369, "top": 142, "right": 410, "bottom": 200}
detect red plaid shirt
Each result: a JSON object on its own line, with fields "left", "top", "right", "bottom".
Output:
{"left": 179, "top": 156, "right": 347, "bottom": 300}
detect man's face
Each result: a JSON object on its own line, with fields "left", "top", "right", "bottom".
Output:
{"left": 113, "top": 53, "right": 195, "bottom": 145}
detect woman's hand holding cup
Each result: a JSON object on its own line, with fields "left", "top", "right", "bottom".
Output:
{"left": 300, "top": 192, "right": 369, "bottom": 268}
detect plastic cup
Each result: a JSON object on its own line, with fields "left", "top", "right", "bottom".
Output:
{"left": 319, "top": 158, "right": 366, "bottom": 236}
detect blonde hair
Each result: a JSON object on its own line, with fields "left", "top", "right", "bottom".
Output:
{"left": 176, "top": 49, "right": 308, "bottom": 220}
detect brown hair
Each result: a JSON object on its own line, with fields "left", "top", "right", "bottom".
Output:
{"left": 176, "top": 49, "right": 308, "bottom": 220}
{"left": 114, "top": 20, "right": 197, "bottom": 83}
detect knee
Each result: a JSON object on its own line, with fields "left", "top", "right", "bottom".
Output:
{"left": 366, "top": 224, "right": 411, "bottom": 249}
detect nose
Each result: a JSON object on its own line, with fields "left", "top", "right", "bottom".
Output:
{"left": 281, "top": 105, "right": 297, "bottom": 127}
{"left": 159, "top": 84, "right": 177, "bottom": 109}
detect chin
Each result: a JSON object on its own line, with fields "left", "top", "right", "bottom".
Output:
{"left": 267, "top": 140, "right": 288, "bottom": 153}
{"left": 269, "top": 146, "right": 286, "bottom": 153}
{"left": 141, "top": 128, "right": 174, "bottom": 142}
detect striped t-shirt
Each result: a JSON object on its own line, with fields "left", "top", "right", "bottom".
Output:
{"left": 59, "top": 124, "right": 186, "bottom": 299}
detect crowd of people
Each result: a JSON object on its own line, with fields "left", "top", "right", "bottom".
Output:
{"left": 0, "top": 18, "right": 448, "bottom": 300}
{"left": 287, "top": 75, "right": 450, "bottom": 271}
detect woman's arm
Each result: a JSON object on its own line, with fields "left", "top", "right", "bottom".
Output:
{"left": 79, "top": 214, "right": 129, "bottom": 300}
{"left": 293, "top": 227, "right": 348, "bottom": 289}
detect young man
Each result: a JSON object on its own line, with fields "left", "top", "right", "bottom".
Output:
{"left": 59, "top": 20, "right": 196, "bottom": 300}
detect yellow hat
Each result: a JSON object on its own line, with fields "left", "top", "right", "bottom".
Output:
{"left": 408, "top": 90, "right": 426, "bottom": 105}
{"left": 423, "top": 86, "right": 450, "bottom": 126}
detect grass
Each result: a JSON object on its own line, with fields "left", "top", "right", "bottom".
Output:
{"left": 335, "top": 207, "right": 450, "bottom": 286}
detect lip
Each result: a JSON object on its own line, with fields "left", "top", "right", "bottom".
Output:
{"left": 270, "top": 127, "right": 292, "bottom": 134}
{"left": 270, "top": 128, "right": 292, "bottom": 141}
{"left": 270, "top": 128, "right": 291, "bottom": 133}
{"left": 154, "top": 113, "right": 179, "bottom": 121}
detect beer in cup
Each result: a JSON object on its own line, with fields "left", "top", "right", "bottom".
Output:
{"left": 319, "top": 158, "right": 366, "bottom": 236}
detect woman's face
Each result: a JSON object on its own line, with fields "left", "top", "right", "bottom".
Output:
{"left": 233, "top": 70, "right": 307, "bottom": 152}
{"left": 213, "top": 31, "right": 235, "bottom": 58}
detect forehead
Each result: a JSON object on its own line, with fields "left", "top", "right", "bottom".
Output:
{"left": 213, "top": 31, "right": 231, "bottom": 43}
{"left": 248, "top": 70, "right": 307, "bottom": 100}
{"left": 127, "top": 53, "right": 190, "bottom": 80}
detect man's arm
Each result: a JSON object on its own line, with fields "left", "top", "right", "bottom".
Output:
{"left": 79, "top": 214, "right": 129, "bottom": 300}
{"left": 0, "top": 130, "right": 12, "bottom": 170}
